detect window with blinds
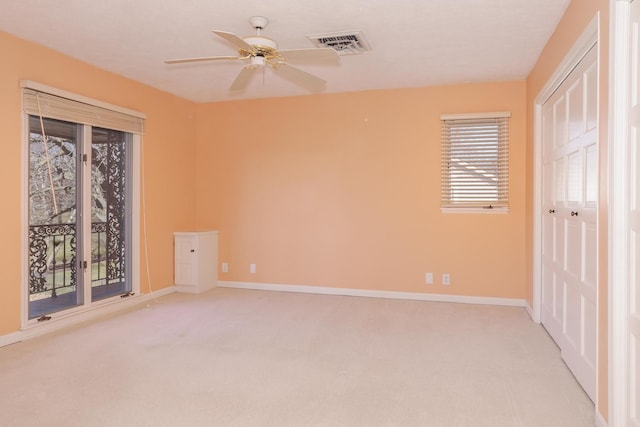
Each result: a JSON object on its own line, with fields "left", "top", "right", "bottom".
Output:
{"left": 440, "top": 113, "right": 510, "bottom": 211}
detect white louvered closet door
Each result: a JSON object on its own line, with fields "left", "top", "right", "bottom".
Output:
{"left": 541, "top": 46, "right": 598, "bottom": 401}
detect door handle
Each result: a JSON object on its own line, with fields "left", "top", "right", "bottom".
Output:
{"left": 190, "top": 249, "right": 195, "bottom": 253}
{"left": 548, "top": 209, "right": 555, "bottom": 214}
{"left": 571, "top": 211, "right": 579, "bottom": 217}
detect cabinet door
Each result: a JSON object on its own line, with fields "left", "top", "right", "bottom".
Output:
{"left": 175, "top": 235, "right": 196, "bottom": 286}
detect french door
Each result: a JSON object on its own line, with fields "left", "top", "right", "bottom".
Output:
{"left": 540, "top": 46, "right": 598, "bottom": 400}
{"left": 27, "top": 115, "right": 132, "bottom": 319}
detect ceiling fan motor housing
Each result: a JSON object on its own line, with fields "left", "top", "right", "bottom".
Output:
{"left": 241, "top": 36, "right": 278, "bottom": 60}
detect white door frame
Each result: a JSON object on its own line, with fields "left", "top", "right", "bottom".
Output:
{"left": 609, "top": 1, "right": 632, "bottom": 426}
{"left": 532, "top": 14, "right": 599, "bottom": 321}
{"left": 531, "top": 7, "right": 600, "bottom": 407}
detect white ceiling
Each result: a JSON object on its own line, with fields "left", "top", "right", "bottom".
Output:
{"left": 0, "top": 0, "right": 570, "bottom": 103}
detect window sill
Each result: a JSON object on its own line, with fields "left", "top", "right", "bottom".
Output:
{"left": 440, "top": 207, "right": 509, "bottom": 215}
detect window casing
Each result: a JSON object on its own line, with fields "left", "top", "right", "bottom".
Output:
{"left": 21, "top": 81, "right": 145, "bottom": 325}
{"left": 440, "top": 112, "right": 510, "bottom": 212}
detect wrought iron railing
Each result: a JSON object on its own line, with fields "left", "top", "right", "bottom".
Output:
{"left": 28, "top": 221, "right": 124, "bottom": 299}
{"left": 28, "top": 223, "right": 76, "bottom": 298}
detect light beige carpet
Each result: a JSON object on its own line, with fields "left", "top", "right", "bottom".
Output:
{"left": 0, "top": 288, "right": 594, "bottom": 426}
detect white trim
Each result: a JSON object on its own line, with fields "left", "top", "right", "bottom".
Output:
{"left": 131, "top": 135, "right": 141, "bottom": 295}
{"left": 596, "top": 408, "right": 609, "bottom": 427}
{"left": 534, "top": 16, "right": 599, "bottom": 107}
{"left": 440, "top": 111, "right": 511, "bottom": 120}
{"left": 20, "top": 80, "right": 146, "bottom": 120}
{"left": 20, "top": 105, "right": 29, "bottom": 329}
{"left": 440, "top": 207, "right": 509, "bottom": 215}
{"left": 531, "top": 100, "right": 543, "bottom": 324}
{"left": 81, "top": 125, "right": 93, "bottom": 307}
{"left": 175, "top": 284, "right": 217, "bottom": 294}
{"left": 1, "top": 286, "right": 175, "bottom": 348}
{"left": 609, "top": 1, "right": 632, "bottom": 426}
{"left": 525, "top": 300, "right": 536, "bottom": 322}
{"left": 532, "top": 13, "right": 599, "bottom": 333}
{"left": 218, "top": 281, "right": 526, "bottom": 307}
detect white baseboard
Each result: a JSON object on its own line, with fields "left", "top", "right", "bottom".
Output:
{"left": 175, "top": 283, "right": 216, "bottom": 294}
{"left": 0, "top": 286, "right": 176, "bottom": 348}
{"left": 595, "top": 410, "right": 608, "bottom": 427}
{"left": 1, "top": 282, "right": 526, "bottom": 348}
{"left": 218, "top": 281, "right": 525, "bottom": 307}
{"left": 525, "top": 301, "right": 536, "bottom": 322}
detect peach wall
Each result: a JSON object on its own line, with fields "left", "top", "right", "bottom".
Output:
{"left": 0, "top": 31, "right": 197, "bottom": 335}
{"left": 195, "top": 82, "right": 527, "bottom": 299}
{"left": 525, "top": 0, "right": 609, "bottom": 417}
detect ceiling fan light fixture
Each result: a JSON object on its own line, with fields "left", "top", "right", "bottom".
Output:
{"left": 250, "top": 56, "right": 265, "bottom": 67}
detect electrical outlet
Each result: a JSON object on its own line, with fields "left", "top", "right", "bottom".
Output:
{"left": 425, "top": 272, "right": 433, "bottom": 284}
{"left": 442, "top": 273, "right": 450, "bottom": 286}
{"left": 250, "top": 263, "right": 256, "bottom": 274}
{"left": 221, "top": 262, "right": 228, "bottom": 273}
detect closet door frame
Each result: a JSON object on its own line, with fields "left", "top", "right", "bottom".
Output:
{"left": 531, "top": 9, "right": 600, "bottom": 410}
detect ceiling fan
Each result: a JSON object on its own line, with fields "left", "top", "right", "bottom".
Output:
{"left": 165, "top": 16, "right": 340, "bottom": 92}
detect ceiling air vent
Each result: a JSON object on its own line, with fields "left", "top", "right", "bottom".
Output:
{"left": 306, "top": 30, "right": 370, "bottom": 55}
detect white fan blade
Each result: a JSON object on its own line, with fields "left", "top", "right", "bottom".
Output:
{"left": 165, "top": 55, "right": 242, "bottom": 64}
{"left": 277, "top": 48, "right": 339, "bottom": 64}
{"left": 230, "top": 65, "right": 258, "bottom": 91}
{"left": 213, "top": 30, "right": 256, "bottom": 53}
{"left": 272, "top": 62, "right": 327, "bottom": 91}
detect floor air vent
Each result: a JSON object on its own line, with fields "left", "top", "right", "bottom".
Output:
{"left": 307, "top": 30, "right": 370, "bottom": 55}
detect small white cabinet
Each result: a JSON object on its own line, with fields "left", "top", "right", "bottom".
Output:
{"left": 174, "top": 230, "right": 218, "bottom": 293}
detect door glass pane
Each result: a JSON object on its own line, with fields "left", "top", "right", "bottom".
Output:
{"left": 91, "top": 127, "right": 130, "bottom": 301}
{"left": 28, "top": 116, "right": 83, "bottom": 318}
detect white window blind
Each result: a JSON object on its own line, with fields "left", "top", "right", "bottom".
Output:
{"left": 440, "top": 113, "right": 510, "bottom": 210}
{"left": 22, "top": 82, "right": 145, "bottom": 134}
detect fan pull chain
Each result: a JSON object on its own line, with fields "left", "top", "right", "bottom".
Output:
{"left": 36, "top": 94, "right": 59, "bottom": 216}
